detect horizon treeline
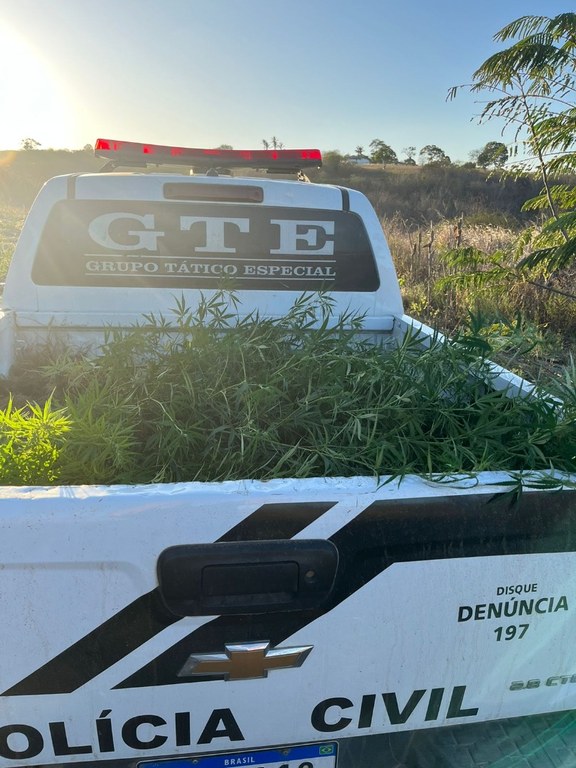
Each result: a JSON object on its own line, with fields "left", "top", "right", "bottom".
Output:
{"left": 0, "top": 146, "right": 546, "bottom": 226}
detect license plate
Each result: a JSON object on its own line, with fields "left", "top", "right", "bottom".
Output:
{"left": 140, "top": 742, "right": 338, "bottom": 768}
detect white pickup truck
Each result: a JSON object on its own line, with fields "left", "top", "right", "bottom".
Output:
{"left": 0, "top": 139, "right": 575, "bottom": 768}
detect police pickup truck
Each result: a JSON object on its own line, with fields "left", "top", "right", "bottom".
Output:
{"left": 0, "top": 139, "right": 575, "bottom": 768}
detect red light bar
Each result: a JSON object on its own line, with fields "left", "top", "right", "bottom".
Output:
{"left": 94, "top": 139, "right": 322, "bottom": 170}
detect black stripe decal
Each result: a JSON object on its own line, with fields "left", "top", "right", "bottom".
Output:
{"left": 67, "top": 174, "right": 79, "bottom": 199}
{"left": 338, "top": 187, "right": 350, "bottom": 212}
{"left": 3, "top": 590, "right": 171, "bottom": 697}
{"left": 2, "top": 502, "right": 335, "bottom": 697}
{"left": 217, "top": 502, "right": 335, "bottom": 543}
{"left": 114, "top": 489, "right": 576, "bottom": 689}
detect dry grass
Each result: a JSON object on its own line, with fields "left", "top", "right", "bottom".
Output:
{"left": 361, "top": 163, "right": 422, "bottom": 176}
{"left": 0, "top": 205, "right": 26, "bottom": 282}
{"left": 388, "top": 216, "right": 506, "bottom": 299}
{"left": 384, "top": 215, "right": 576, "bottom": 381}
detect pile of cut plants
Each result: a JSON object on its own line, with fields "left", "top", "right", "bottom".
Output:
{"left": 1, "top": 292, "right": 576, "bottom": 487}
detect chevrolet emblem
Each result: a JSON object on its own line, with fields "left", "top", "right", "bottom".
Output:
{"left": 177, "top": 641, "right": 313, "bottom": 681}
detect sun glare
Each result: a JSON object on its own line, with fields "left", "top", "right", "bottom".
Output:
{"left": 0, "top": 25, "right": 76, "bottom": 150}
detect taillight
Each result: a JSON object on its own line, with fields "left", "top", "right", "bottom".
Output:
{"left": 163, "top": 183, "right": 264, "bottom": 203}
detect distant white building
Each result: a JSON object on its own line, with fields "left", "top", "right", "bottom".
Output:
{"left": 344, "top": 155, "right": 371, "bottom": 165}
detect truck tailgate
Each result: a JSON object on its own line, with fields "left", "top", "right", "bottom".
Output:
{"left": 1, "top": 474, "right": 575, "bottom": 767}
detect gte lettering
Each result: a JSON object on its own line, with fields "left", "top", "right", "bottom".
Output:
{"left": 0, "top": 708, "right": 244, "bottom": 761}
{"left": 311, "top": 686, "right": 479, "bottom": 732}
{"left": 87, "top": 213, "right": 336, "bottom": 256}
{"left": 88, "top": 213, "right": 165, "bottom": 252}
{"left": 180, "top": 216, "right": 250, "bottom": 254}
{"left": 270, "top": 220, "right": 335, "bottom": 256}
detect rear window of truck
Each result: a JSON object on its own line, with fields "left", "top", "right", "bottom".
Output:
{"left": 32, "top": 200, "right": 380, "bottom": 292}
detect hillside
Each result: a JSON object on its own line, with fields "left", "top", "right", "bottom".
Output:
{"left": 0, "top": 148, "right": 544, "bottom": 226}
{"left": 0, "top": 149, "right": 102, "bottom": 207}
{"left": 308, "top": 162, "right": 543, "bottom": 227}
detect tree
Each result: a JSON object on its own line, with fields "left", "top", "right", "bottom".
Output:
{"left": 321, "top": 150, "right": 344, "bottom": 172}
{"left": 369, "top": 139, "right": 398, "bottom": 164}
{"left": 468, "top": 148, "right": 481, "bottom": 165}
{"left": 262, "top": 137, "right": 284, "bottom": 150}
{"left": 21, "top": 138, "right": 41, "bottom": 151}
{"left": 477, "top": 141, "right": 509, "bottom": 168}
{"left": 355, "top": 145, "right": 365, "bottom": 158}
{"left": 419, "top": 145, "right": 451, "bottom": 166}
{"left": 450, "top": 13, "right": 576, "bottom": 271}
{"left": 402, "top": 146, "right": 417, "bottom": 164}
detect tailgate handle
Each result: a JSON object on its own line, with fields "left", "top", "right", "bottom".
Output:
{"left": 157, "top": 539, "right": 338, "bottom": 616}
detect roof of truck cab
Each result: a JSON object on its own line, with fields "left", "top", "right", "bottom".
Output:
{"left": 66, "top": 172, "right": 351, "bottom": 210}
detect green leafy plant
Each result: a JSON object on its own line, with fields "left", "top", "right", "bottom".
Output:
{"left": 1, "top": 292, "right": 575, "bottom": 486}
{"left": 450, "top": 13, "right": 576, "bottom": 275}
{"left": 0, "top": 397, "right": 70, "bottom": 485}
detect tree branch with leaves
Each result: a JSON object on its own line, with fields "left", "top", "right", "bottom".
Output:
{"left": 450, "top": 12, "right": 576, "bottom": 276}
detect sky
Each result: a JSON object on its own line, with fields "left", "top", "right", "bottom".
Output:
{"left": 0, "top": 0, "right": 574, "bottom": 163}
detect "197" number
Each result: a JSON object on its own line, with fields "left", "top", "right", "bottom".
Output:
{"left": 494, "top": 624, "right": 529, "bottom": 641}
